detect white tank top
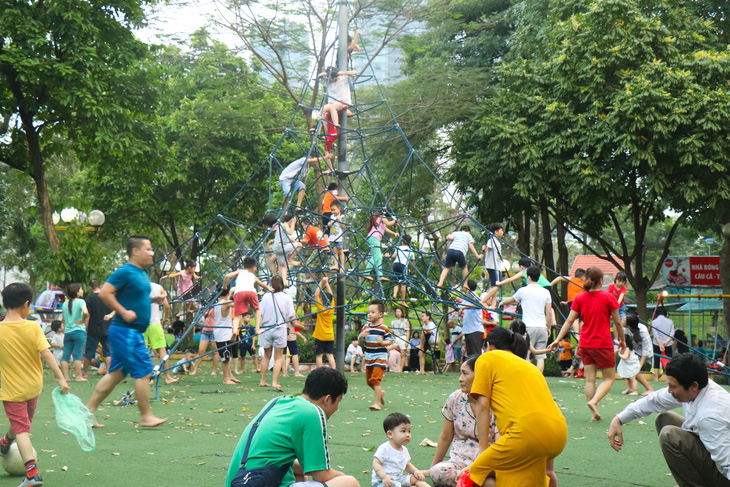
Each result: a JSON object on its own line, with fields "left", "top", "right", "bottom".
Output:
{"left": 234, "top": 269, "right": 256, "bottom": 293}
{"left": 213, "top": 303, "right": 233, "bottom": 342}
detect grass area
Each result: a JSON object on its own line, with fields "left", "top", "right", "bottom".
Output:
{"left": 0, "top": 367, "right": 699, "bottom": 487}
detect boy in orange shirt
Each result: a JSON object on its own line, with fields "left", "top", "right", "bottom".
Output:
{"left": 0, "top": 283, "right": 69, "bottom": 487}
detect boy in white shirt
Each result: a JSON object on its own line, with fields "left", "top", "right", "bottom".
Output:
{"left": 223, "top": 256, "right": 274, "bottom": 336}
{"left": 49, "top": 320, "right": 64, "bottom": 365}
{"left": 345, "top": 338, "right": 364, "bottom": 372}
{"left": 372, "top": 413, "right": 428, "bottom": 487}
{"left": 436, "top": 225, "right": 483, "bottom": 289}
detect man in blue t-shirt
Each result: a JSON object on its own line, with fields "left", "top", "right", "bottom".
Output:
{"left": 86, "top": 236, "right": 168, "bottom": 428}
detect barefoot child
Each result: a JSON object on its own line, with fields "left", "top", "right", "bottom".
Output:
{"left": 372, "top": 413, "right": 429, "bottom": 487}
{"left": 213, "top": 287, "right": 240, "bottom": 385}
{"left": 283, "top": 321, "right": 307, "bottom": 378}
{"left": 618, "top": 335, "right": 641, "bottom": 395}
{"left": 235, "top": 313, "right": 258, "bottom": 374}
{"left": 0, "top": 283, "right": 69, "bottom": 487}
{"left": 436, "top": 225, "right": 483, "bottom": 289}
{"left": 313, "top": 277, "right": 336, "bottom": 369}
{"left": 328, "top": 201, "right": 346, "bottom": 271}
{"left": 345, "top": 338, "right": 364, "bottom": 372}
{"left": 160, "top": 259, "right": 200, "bottom": 318}
{"left": 223, "top": 256, "right": 274, "bottom": 337}
{"left": 385, "top": 234, "right": 415, "bottom": 306}
{"left": 359, "top": 300, "right": 392, "bottom": 410}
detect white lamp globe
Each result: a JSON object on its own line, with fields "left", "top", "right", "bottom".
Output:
{"left": 88, "top": 210, "right": 105, "bottom": 226}
{"left": 52, "top": 212, "right": 60, "bottom": 225}
{"left": 60, "top": 207, "right": 78, "bottom": 223}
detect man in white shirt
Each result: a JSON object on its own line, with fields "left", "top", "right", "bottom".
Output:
{"left": 651, "top": 307, "right": 675, "bottom": 380}
{"left": 609, "top": 354, "right": 730, "bottom": 487}
{"left": 498, "top": 266, "right": 555, "bottom": 372}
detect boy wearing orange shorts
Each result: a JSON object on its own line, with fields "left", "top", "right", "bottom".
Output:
{"left": 0, "top": 283, "right": 69, "bottom": 487}
{"left": 359, "top": 300, "right": 392, "bottom": 411}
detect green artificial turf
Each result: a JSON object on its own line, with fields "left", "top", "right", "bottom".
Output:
{"left": 0, "top": 367, "right": 694, "bottom": 487}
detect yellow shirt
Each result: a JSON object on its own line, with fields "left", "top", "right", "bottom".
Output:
{"left": 0, "top": 320, "right": 50, "bottom": 401}
{"left": 471, "top": 350, "right": 564, "bottom": 435}
{"left": 312, "top": 297, "right": 334, "bottom": 341}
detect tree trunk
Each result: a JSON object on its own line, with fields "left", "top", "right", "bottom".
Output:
{"left": 634, "top": 283, "right": 649, "bottom": 322}
{"left": 515, "top": 212, "right": 530, "bottom": 255}
{"left": 24, "top": 122, "right": 60, "bottom": 252}
{"left": 721, "top": 222, "right": 730, "bottom": 340}
{"left": 540, "top": 202, "right": 556, "bottom": 280}
{"left": 555, "top": 214, "right": 569, "bottom": 297}
{"left": 532, "top": 211, "right": 540, "bottom": 260}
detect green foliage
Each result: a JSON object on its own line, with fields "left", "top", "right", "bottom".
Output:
{"left": 49, "top": 222, "right": 115, "bottom": 287}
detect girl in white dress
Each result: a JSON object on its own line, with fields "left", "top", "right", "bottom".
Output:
{"left": 617, "top": 335, "right": 641, "bottom": 395}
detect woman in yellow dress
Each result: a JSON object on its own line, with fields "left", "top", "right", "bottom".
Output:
{"left": 470, "top": 327, "right": 567, "bottom": 487}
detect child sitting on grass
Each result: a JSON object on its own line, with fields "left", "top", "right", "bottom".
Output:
{"left": 0, "top": 283, "right": 69, "bottom": 487}
{"left": 372, "top": 413, "right": 429, "bottom": 487}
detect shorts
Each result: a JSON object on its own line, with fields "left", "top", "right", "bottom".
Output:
{"left": 464, "top": 332, "right": 484, "bottom": 358}
{"left": 143, "top": 323, "right": 167, "bottom": 350}
{"left": 366, "top": 366, "right": 384, "bottom": 387}
{"left": 392, "top": 335, "right": 408, "bottom": 351}
{"left": 618, "top": 304, "right": 627, "bottom": 319}
{"left": 653, "top": 344, "right": 673, "bottom": 368}
{"left": 286, "top": 340, "right": 299, "bottom": 355}
{"left": 373, "top": 475, "right": 411, "bottom": 487}
{"left": 290, "top": 481, "right": 328, "bottom": 487}
{"left": 345, "top": 353, "right": 362, "bottom": 364}
{"left": 422, "top": 336, "right": 432, "bottom": 353}
{"left": 259, "top": 326, "right": 287, "bottom": 349}
{"left": 234, "top": 291, "right": 260, "bottom": 317}
{"left": 279, "top": 178, "right": 305, "bottom": 196}
{"left": 559, "top": 359, "right": 573, "bottom": 371}
{"left": 62, "top": 329, "right": 87, "bottom": 362}
{"left": 392, "top": 262, "right": 407, "bottom": 283}
{"left": 314, "top": 339, "right": 334, "bottom": 355}
{"left": 454, "top": 346, "right": 463, "bottom": 362}
{"left": 273, "top": 242, "right": 298, "bottom": 262}
{"left": 216, "top": 340, "right": 239, "bottom": 362}
{"left": 580, "top": 347, "right": 616, "bottom": 370}
{"left": 444, "top": 249, "right": 466, "bottom": 268}
{"left": 239, "top": 343, "right": 256, "bottom": 357}
{"left": 321, "top": 212, "right": 332, "bottom": 234}
{"left": 84, "top": 333, "right": 111, "bottom": 360}
{"left": 331, "top": 240, "right": 343, "bottom": 250}
{"left": 487, "top": 268, "right": 502, "bottom": 286}
{"left": 108, "top": 325, "right": 154, "bottom": 379}
{"left": 199, "top": 330, "right": 216, "bottom": 342}
{"left": 2, "top": 397, "right": 38, "bottom": 435}
{"left": 526, "top": 327, "right": 548, "bottom": 360}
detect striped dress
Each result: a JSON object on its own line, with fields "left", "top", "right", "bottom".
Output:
{"left": 362, "top": 323, "right": 392, "bottom": 369}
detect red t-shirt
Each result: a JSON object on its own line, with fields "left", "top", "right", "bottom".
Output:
{"left": 571, "top": 290, "right": 619, "bottom": 348}
{"left": 303, "top": 226, "right": 328, "bottom": 250}
{"left": 606, "top": 283, "right": 626, "bottom": 305}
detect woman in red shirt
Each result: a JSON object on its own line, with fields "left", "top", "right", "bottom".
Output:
{"left": 549, "top": 267, "right": 626, "bottom": 422}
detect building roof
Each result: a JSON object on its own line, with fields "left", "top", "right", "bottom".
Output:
{"left": 569, "top": 255, "right": 625, "bottom": 281}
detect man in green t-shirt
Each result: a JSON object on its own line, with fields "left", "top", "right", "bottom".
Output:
{"left": 226, "top": 367, "right": 360, "bottom": 487}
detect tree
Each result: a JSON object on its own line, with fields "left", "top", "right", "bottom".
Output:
{"left": 448, "top": 0, "right": 730, "bottom": 317}
{"left": 85, "top": 32, "right": 290, "bottom": 261}
{"left": 0, "top": 0, "right": 157, "bottom": 252}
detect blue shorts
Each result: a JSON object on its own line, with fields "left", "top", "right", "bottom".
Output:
{"left": 199, "top": 330, "right": 215, "bottom": 342}
{"left": 286, "top": 340, "right": 299, "bottom": 355}
{"left": 239, "top": 343, "right": 256, "bottom": 357}
{"left": 108, "top": 325, "right": 154, "bottom": 379}
{"left": 444, "top": 249, "right": 466, "bottom": 268}
{"left": 392, "top": 262, "right": 407, "bottom": 283}
{"left": 84, "top": 334, "right": 111, "bottom": 360}
{"left": 62, "top": 330, "right": 87, "bottom": 362}
{"left": 280, "top": 179, "right": 305, "bottom": 196}
{"left": 487, "top": 268, "right": 502, "bottom": 286}
{"left": 618, "top": 304, "right": 627, "bottom": 319}
{"left": 453, "top": 346, "right": 462, "bottom": 362}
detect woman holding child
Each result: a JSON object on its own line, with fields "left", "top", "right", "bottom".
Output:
{"left": 428, "top": 356, "right": 496, "bottom": 487}
{"left": 470, "top": 327, "right": 567, "bottom": 487}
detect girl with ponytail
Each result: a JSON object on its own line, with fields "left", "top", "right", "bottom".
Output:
{"left": 468, "top": 325, "right": 568, "bottom": 485}
{"left": 61, "top": 283, "right": 89, "bottom": 382}
{"left": 548, "top": 266, "right": 626, "bottom": 421}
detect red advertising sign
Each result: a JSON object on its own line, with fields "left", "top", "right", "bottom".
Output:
{"left": 663, "top": 256, "right": 721, "bottom": 287}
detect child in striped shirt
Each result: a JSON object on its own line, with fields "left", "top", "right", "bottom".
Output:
{"left": 359, "top": 300, "right": 393, "bottom": 411}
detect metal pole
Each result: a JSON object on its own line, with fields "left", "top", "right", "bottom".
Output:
{"left": 334, "top": 0, "right": 349, "bottom": 373}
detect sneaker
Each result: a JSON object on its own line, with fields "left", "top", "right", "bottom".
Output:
{"left": 0, "top": 436, "right": 11, "bottom": 456}
{"left": 18, "top": 474, "right": 43, "bottom": 487}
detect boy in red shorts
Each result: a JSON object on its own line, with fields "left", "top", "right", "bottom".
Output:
{"left": 223, "top": 256, "right": 274, "bottom": 335}
{"left": 0, "top": 282, "right": 69, "bottom": 487}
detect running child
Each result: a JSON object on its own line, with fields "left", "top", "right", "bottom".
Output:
{"left": 371, "top": 413, "right": 429, "bottom": 487}
{"left": 437, "top": 225, "right": 483, "bottom": 289}
{"left": 359, "top": 300, "right": 392, "bottom": 410}
{"left": 0, "top": 283, "right": 69, "bottom": 487}
{"left": 223, "top": 256, "right": 274, "bottom": 336}
{"left": 313, "top": 277, "right": 336, "bottom": 369}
